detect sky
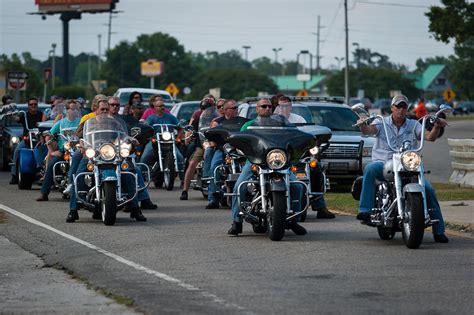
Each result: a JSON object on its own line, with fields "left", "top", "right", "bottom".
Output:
{"left": 0, "top": 0, "right": 458, "bottom": 71}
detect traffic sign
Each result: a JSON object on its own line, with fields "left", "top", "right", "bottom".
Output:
{"left": 8, "top": 71, "right": 29, "bottom": 80}
{"left": 296, "top": 90, "right": 309, "bottom": 97}
{"left": 183, "top": 87, "right": 191, "bottom": 95}
{"left": 7, "top": 79, "right": 27, "bottom": 91}
{"left": 141, "top": 59, "right": 163, "bottom": 77}
{"left": 166, "top": 83, "right": 179, "bottom": 95}
{"left": 443, "top": 87, "right": 456, "bottom": 103}
{"left": 43, "top": 68, "right": 52, "bottom": 82}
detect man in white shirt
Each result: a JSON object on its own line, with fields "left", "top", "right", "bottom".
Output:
{"left": 275, "top": 95, "right": 306, "bottom": 123}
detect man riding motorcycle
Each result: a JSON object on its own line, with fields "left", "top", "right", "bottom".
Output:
{"left": 356, "top": 94, "right": 449, "bottom": 243}
{"left": 227, "top": 98, "right": 306, "bottom": 236}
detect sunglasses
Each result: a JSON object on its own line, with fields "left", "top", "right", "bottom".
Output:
{"left": 217, "top": 105, "right": 224, "bottom": 109}
{"left": 394, "top": 103, "right": 408, "bottom": 109}
{"left": 225, "top": 106, "right": 238, "bottom": 110}
{"left": 258, "top": 105, "right": 272, "bottom": 109}
{"left": 100, "top": 108, "right": 109, "bottom": 112}
{"left": 28, "top": 103, "right": 38, "bottom": 106}
{"left": 109, "top": 103, "right": 120, "bottom": 107}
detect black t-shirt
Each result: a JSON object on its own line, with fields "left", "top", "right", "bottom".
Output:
{"left": 20, "top": 111, "right": 43, "bottom": 136}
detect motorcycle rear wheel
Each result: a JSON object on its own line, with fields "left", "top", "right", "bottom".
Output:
{"left": 101, "top": 181, "right": 117, "bottom": 226}
{"left": 402, "top": 192, "right": 425, "bottom": 249}
{"left": 267, "top": 191, "right": 287, "bottom": 241}
{"left": 17, "top": 156, "right": 34, "bottom": 190}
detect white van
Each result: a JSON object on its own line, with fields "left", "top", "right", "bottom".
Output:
{"left": 113, "top": 88, "right": 173, "bottom": 107}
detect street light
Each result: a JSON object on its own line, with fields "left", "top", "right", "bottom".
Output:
{"left": 49, "top": 43, "right": 56, "bottom": 89}
{"left": 98, "top": 34, "right": 102, "bottom": 71}
{"left": 272, "top": 48, "right": 282, "bottom": 76}
{"left": 334, "top": 56, "right": 345, "bottom": 70}
{"left": 352, "top": 42, "right": 360, "bottom": 68}
{"left": 297, "top": 50, "right": 313, "bottom": 91}
{"left": 242, "top": 45, "right": 251, "bottom": 61}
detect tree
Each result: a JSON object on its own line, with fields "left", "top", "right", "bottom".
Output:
{"left": 426, "top": 0, "right": 474, "bottom": 98}
{"left": 190, "top": 68, "right": 278, "bottom": 100}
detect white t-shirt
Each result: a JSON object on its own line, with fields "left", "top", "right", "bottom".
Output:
{"left": 288, "top": 113, "right": 306, "bottom": 123}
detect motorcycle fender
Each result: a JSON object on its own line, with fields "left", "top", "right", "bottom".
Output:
{"left": 19, "top": 148, "right": 36, "bottom": 174}
{"left": 269, "top": 177, "right": 286, "bottom": 192}
{"left": 402, "top": 183, "right": 424, "bottom": 194}
{"left": 100, "top": 169, "right": 118, "bottom": 182}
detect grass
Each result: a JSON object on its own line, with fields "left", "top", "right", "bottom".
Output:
{"left": 326, "top": 182, "right": 474, "bottom": 214}
{"left": 447, "top": 114, "right": 474, "bottom": 122}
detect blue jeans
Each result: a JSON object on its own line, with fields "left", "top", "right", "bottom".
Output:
{"left": 203, "top": 147, "right": 215, "bottom": 178}
{"left": 310, "top": 163, "right": 327, "bottom": 209}
{"left": 40, "top": 155, "right": 64, "bottom": 195}
{"left": 359, "top": 161, "right": 445, "bottom": 235}
{"left": 141, "top": 142, "right": 184, "bottom": 174}
{"left": 208, "top": 150, "right": 224, "bottom": 204}
{"left": 230, "top": 162, "right": 304, "bottom": 223}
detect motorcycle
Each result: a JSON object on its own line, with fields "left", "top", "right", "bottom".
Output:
{"left": 74, "top": 115, "right": 139, "bottom": 226}
{"left": 227, "top": 115, "right": 331, "bottom": 241}
{"left": 150, "top": 123, "right": 182, "bottom": 190}
{"left": 351, "top": 104, "right": 452, "bottom": 248}
{"left": 52, "top": 128, "right": 80, "bottom": 197}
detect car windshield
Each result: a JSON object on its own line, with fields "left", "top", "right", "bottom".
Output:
{"left": 308, "top": 106, "right": 359, "bottom": 131}
{"left": 119, "top": 92, "right": 172, "bottom": 105}
{"left": 174, "top": 102, "right": 200, "bottom": 122}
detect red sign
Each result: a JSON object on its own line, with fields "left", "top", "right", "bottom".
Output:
{"left": 8, "top": 79, "right": 27, "bottom": 91}
{"left": 44, "top": 68, "right": 52, "bottom": 82}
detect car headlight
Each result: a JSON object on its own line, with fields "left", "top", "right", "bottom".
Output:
{"left": 401, "top": 151, "right": 421, "bottom": 171}
{"left": 63, "top": 142, "right": 71, "bottom": 150}
{"left": 120, "top": 142, "right": 132, "bottom": 158}
{"left": 266, "top": 149, "right": 287, "bottom": 170}
{"left": 161, "top": 131, "right": 172, "bottom": 141}
{"left": 309, "top": 146, "right": 319, "bottom": 155}
{"left": 99, "top": 144, "right": 116, "bottom": 161}
{"left": 11, "top": 136, "right": 20, "bottom": 144}
{"left": 85, "top": 148, "right": 96, "bottom": 159}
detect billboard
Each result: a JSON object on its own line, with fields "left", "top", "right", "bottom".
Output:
{"left": 35, "top": 0, "right": 115, "bottom": 13}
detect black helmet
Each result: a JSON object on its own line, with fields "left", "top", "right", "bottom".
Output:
{"left": 2, "top": 94, "right": 13, "bottom": 105}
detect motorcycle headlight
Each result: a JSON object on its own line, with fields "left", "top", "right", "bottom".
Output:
{"left": 120, "top": 142, "right": 132, "bottom": 158}
{"left": 99, "top": 144, "right": 116, "bottom": 161}
{"left": 161, "top": 131, "right": 172, "bottom": 141}
{"left": 401, "top": 151, "right": 421, "bottom": 171}
{"left": 11, "top": 136, "right": 20, "bottom": 144}
{"left": 309, "top": 146, "right": 319, "bottom": 155}
{"left": 63, "top": 142, "right": 71, "bottom": 151}
{"left": 266, "top": 149, "right": 287, "bottom": 170}
{"left": 85, "top": 148, "right": 96, "bottom": 159}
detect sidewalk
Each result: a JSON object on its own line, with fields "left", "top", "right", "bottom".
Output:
{"left": 439, "top": 199, "right": 474, "bottom": 229}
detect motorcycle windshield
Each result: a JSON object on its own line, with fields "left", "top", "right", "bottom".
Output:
{"left": 83, "top": 114, "right": 127, "bottom": 149}
{"left": 198, "top": 107, "right": 219, "bottom": 143}
{"left": 204, "top": 117, "right": 250, "bottom": 147}
{"left": 228, "top": 115, "right": 316, "bottom": 165}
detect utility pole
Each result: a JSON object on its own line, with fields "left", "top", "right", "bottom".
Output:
{"left": 334, "top": 57, "right": 344, "bottom": 70}
{"left": 312, "top": 15, "right": 324, "bottom": 74}
{"left": 352, "top": 42, "right": 360, "bottom": 68}
{"left": 106, "top": 10, "right": 121, "bottom": 51}
{"left": 49, "top": 43, "right": 56, "bottom": 90}
{"left": 87, "top": 52, "right": 92, "bottom": 89}
{"left": 344, "top": 0, "right": 350, "bottom": 105}
{"left": 272, "top": 48, "right": 282, "bottom": 76}
{"left": 98, "top": 34, "right": 102, "bottom": 71}
{"left": 242, "top": 45, "right": 251, "bottom": 61}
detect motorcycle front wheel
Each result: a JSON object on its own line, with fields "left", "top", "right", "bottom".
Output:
{"left": 402, "top": 192, "right": 425, "bottom": 249}
{"left": 267, "top": 191, "right": 287, "bottom": 241}
{"left": 101, "top": 181, "right": 117, "bottom": 226}
{"left": 163, "top": 154, "right": 176, "bottom": 191}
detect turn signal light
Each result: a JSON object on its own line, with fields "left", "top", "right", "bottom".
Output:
{"left": 290, "top": 166, "right": 298, "bottom": 172}
{"left": 23, "top": 136, "right": 29, "bottom": 141}
{"left": 121, "top": 163, "right": 129, "bottom": 170}
{"left": 152, "top": 138, "right": 157, "bottom": 144}
{"left": 64, "top": 153, "right": 70, "bottom": 161}
{"left": 86, "top": 163, "right": 94, "bottom": 171}
{"left": 309, "top": 160, "right": 318, "bottom": 168}
{"left": 136, "top": 151, "right": 141, "bottom": 156}
{"left": 251, "top": 164, "right": 259, "bottom": 173}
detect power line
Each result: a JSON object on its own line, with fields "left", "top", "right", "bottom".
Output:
{"left": 356, "top": 1, "right": 429, "bottom": 8}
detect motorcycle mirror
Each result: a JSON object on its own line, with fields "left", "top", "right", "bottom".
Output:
{"left": 351, "top": 103, "right": 369, "bottom": 117}
{"left": 131, "top": 127, "right": 141, "bottom": 137}
{"left": 438, "top": 104, "right": 453, "bottom": 115}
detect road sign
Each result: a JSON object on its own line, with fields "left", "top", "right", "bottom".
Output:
{"left": 8, "top": 71, "right": 29, "bottom": 80}
{"left": 296, "top": 74, "right": 310, "bottom": 82}
{"left": 91, "top": 80, "right": 107, "bottom": 93}
{"left": 7, "top": 79, "right": 27, "bottom": 91}
{"left": 443, "top": 87, "right": 456, "bottom": 103}
{"left": 166, "top": 83, "right": 179, "bottom": 95}
{"left": 141, "top": 59, "right": 163, "bottom": 77}
{"left": 43, "top": 68, "right": 52, "bottom": 82}
{"left": 183, "top": 87, "right": 191, "bottom": 95}
{"left": 296, "top": 90, "right": 308, "bottom": 97}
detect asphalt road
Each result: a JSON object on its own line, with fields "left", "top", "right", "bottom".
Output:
{"left": 0, "top": 171, "right": 473, "bottom": 314}
{"left": 423, "top": 119, "right": 474, "bottom": 184}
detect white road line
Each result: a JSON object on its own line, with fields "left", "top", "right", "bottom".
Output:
{"left": 0, "top": 203, "right": 246, "bottom": 312}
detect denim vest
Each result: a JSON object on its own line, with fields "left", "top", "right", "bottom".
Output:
{"left": 371, "top": 116, "right": 422, "bottom": 162}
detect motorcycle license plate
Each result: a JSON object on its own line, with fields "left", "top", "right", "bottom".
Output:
{"left": 328, "top": 162, "right": 349, "bottom": 172}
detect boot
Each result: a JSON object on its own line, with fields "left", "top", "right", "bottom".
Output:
{"left": 130, "top": 208, "right": 147, "bottom": 222}
{"left": 227, "top": 221, "right": 243, "bottom": 235}
{"left": 141, "top": 199, "right": 158, "bottom": 210}
{"left": 180, "top": 191, "right": 188, "bottom": 200}
{"left": 288, "top": 221, "right": 307, "bottom": 235}
{"left": 9, "top": 175, "right": 18, "bottom": 185}
{"left": 36, "top": 194, "right": 49, "bottom": 202}
{"left": 434, "top": 233, "right": 449, "bottom": 243}
{"left": 316, "top": 207, "right": 335, "bottom": 219}
{"left": 66, "top": 209, "right": 79, "bottom": 223}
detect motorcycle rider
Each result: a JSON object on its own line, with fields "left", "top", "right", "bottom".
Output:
{"left": 36, "top": 99, "right": 81, "bottom": 201}
{"left": 228, "top": 98, "right": 307, "bottom": 236}
{"left": 274, "top": 95, "right": 335, "bottom": 219}
{"left": 356, "top": 94, "right": 449, "bottom": 243}
{"left": 9, "top": 97, "right": 47, "bottom": 185}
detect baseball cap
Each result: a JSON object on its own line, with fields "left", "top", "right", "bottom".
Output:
{"left": 278, "top": 95, "right": 291, "bottom": 102}
{"left": 391, "top": 94, "right": 409, "bottom": 106}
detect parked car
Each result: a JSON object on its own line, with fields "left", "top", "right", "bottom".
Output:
{"left": 372, "top": 98, "right": 391, "bottom": 115}
{"left": 238, "top": 96, "right": 375, "bottom": 186}
{"left": 113, "top": 88, "right": 173, "bottom": 107}
{"left": 453, "top": 101, "right": 474, "bottom": 115}
{"left": 170, "top": 101, "right": 201, "bottom": 124}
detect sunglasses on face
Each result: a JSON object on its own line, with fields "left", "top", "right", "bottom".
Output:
{"left": 225, "top": 106, "right": 238, "bottom": 110}
{"left": 258, "top": 105, "right": 272, "bottom": 109}
{"left": 394, "top": 103, "right": 408, "bottom": 109}
{"left": 217, "top": 105, "right": 224, "bottom": 109}
{"left": 109, "top": 103, "right": 120, "bottom": 107}
{"left": 99, "top": 108, "right": 109, "bottom": 112}
{"left": 28, "top": 103, "right": 38, "bottom": 106}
